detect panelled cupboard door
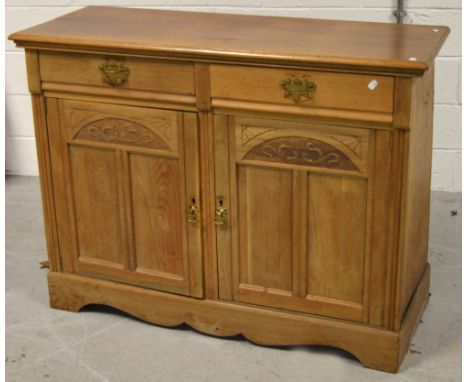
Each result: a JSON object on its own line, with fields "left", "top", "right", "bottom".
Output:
{"left": 47, "top": 99, "right": 203, "bottom": 297}
{"left": 214, "top": 115, "right": 392, "bottom": 323}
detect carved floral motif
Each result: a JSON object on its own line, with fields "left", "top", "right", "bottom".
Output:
{"left": 244, "top": 136, "right": 359, "bottom": 171}
{"left": 75, "top": 118, "right": 170, "bottom": 150}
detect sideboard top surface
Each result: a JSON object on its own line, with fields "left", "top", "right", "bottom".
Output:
{"left": 10, "top": 6, "right": 448, "bottom": 76}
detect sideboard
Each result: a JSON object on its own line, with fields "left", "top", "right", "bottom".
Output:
{"left": 9, "top": 6, "right": 449, "bottom": 372}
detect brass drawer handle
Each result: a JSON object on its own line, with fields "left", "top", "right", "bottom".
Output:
{"left": 186, "top": 198, "right": 199, "bottom": 224}
{"left": 214, "top": 197, "right": 228, "bottom": 226}
{"left": 280, "top": 77, "right": 317, "bottom": 104}
{"left": 99, "top": 61, "right": 130, "bottom": 86}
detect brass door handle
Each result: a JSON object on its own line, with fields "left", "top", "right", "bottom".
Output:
{"left": 280, "top": 77, "right": 316, "bottom": 104}
{"left": 99, "top": 61, "right": 130, "bottom": 86}
{"left": 214, "top": 197, "right": 228, "bottom": 226}
{"left": 186, "top": 198, "right": 199, "bottom": 224}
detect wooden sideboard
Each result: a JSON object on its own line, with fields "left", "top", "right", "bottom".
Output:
{"left": 10, "top": 6, "right": 449, "bottom": 373}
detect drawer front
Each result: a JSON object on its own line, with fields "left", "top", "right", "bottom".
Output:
{"left": 211, "top": 65, "right": 394, "bottom": 114}
{"left": 39, "top": 51, "right": 195, "bottom": 95}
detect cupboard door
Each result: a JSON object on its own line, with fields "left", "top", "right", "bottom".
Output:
{"left": 215, "top": 115, "right": 391, "bottom": 322}
{"left": 48, "top": 99, "right": 203, "bottom": 297}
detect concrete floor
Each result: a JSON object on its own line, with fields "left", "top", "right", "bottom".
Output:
{"left": 6, "top": 175, "right": 461, "bottom": 382}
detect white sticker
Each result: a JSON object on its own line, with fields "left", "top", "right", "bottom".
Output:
{"left": 368, "top": 80, "right": 378, "bottom": 90}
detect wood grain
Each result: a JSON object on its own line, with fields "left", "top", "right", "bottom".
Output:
{"left": 42, "top": 82, "right": 196, "bottom": 109}
{"left": 64, "top": 100, "right": 179, "bottom": 153}
{"left": 238, "top": 166, "right": 294, "bottom": 292}
{"left": 211, "top": 65, "right": 394, "bottom": 113}
{"left": 234, "top": 116, "right": 370, "bottom": 175}
{"left": 213, "top": 114, "right": 232, "bottom": 300}
{"left": 15, "top": 7, "right": 445, "bottom": 373}
{"left": 25, "top": 49, "right": 41, "bottom": 94}
{"left": 130, "top": 155, "right": 184, "bottom": 276}
{"left": 47, "top": 269, "right": 431, "bottom": 373}
{"left": 396, "top": 65, "right": 435, "bottom": 325}
{"left": 243, "top": 136, "right": 360, "bottom": 172}
{"left": 47, "top": 99, "right": 203, "bottom": 296}
{"left": 39, "top": 51, "right": 195, "bottom": 95}
{"left": 215, "top": 114, "right": 374, "bottom": 322}
{"left": 194, "top": 62, "right": 211, "bottom": 111}
{"left": 307, "top": 174, "right": 367, "bottom": 304}
{"left": 384, "top": 129, "right": 409, "bottom": 330}
{"left": 32, "top": 95, "right": 61, "bottom": 271}
{"left": 366, "top": 130, "right": 393, "bottom": 326}
{"left": 198, "top": 110, "right": 218, "bottom": 299}
{"left": 212, "top": 98, "right": 393, "bottom": 127}
{"left": 70, "top": 145, "right": 124, "bottom": 266}
{"left": 182, "top": 112, "right": 204, "bottom": 298}
{"left": 393, "top": 78, "right": 413, "bottom": 130}
{"left": 10, "top": 6, "right": 449, "bottom": 76}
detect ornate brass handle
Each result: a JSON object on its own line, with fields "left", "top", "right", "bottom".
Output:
{"left": 186, "top": 198, "right": 199, "bottom": 224}
{"left": 214, "top": 197, "right": 228, "bottom": 226}
{"left": 280, "top": 77, "right": 317, "bottom": 104}
{"left": 99, "top": 61, "right": 130, "bottom": 87}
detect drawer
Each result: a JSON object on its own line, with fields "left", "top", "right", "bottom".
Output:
{"left": 211, "top": 65, "right": 394, "bottom": 114}
{"left": 39, "top": 51, "right": 195, "bottom": 95}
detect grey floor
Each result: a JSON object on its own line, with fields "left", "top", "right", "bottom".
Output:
{"left": 6, "top": 175, "right": 461, "bottom": 382}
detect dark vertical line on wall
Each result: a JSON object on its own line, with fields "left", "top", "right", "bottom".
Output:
{"left": 393, "top": 0, "right": 407, "bottom": 24}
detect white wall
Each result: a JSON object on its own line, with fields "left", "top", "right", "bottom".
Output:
{"left": 5, "top": 1, "right": 462, "bottom": 191}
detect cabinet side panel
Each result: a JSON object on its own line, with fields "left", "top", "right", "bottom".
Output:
{"left": 239, "top": 166, "right": 294, "bottom": 292}
{"left": 397, "top": 65, "right": 435, "bottom": 322}
{"left": 307, "top": 174, "right": 367, "bottom": 303}
{"left": 70, "top": 146, "right": 124, "bottom": 266}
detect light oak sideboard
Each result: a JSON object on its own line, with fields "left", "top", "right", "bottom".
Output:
{"left": 10, "top": 6, "right": 448, "bottom": 372}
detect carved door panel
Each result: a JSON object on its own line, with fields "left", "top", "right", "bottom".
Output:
{"left": 215, "top": 115, "right": 390, "bottom": 322}
{"left": 47, "top": 99, "right": 203, "bottom": 297}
